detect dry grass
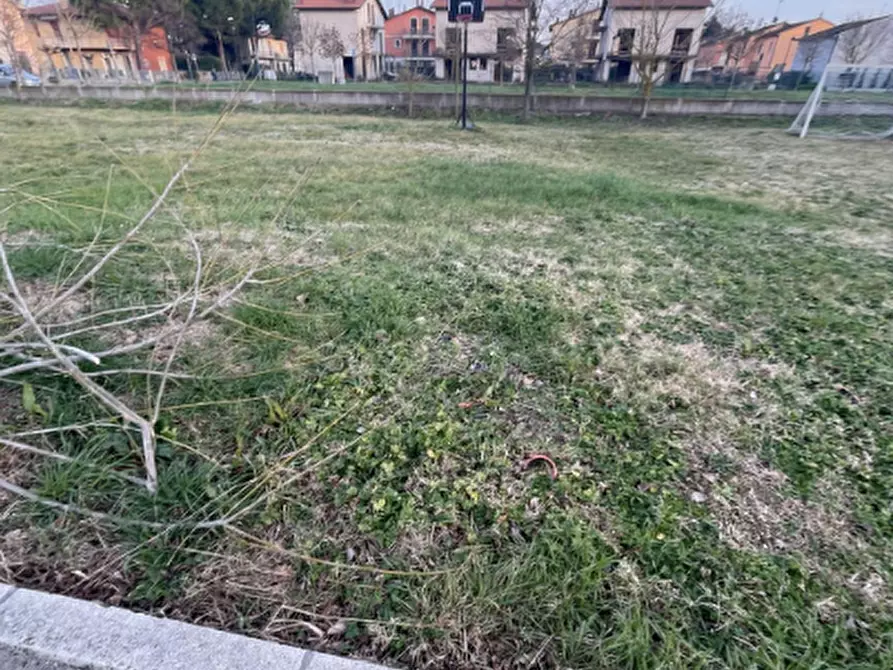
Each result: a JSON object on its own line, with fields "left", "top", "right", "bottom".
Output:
{"left": 2, "top": 106, "right": 892, "bottom": 668}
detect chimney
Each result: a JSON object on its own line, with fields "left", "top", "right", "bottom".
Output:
{"left": 388, "top": 8, "right": 395, "bottom": 16}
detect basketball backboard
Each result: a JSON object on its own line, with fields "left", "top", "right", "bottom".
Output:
{"left": 448, "top": 0, "right": 484, "bottom": 22}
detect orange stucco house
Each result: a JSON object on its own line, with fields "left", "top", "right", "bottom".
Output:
{"left": 738, "top": 18, "right": 833, "bottom": 79}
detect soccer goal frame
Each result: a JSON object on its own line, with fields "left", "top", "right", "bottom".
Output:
{"left": 787, "top": 65, "right": 893, "bottom": 140}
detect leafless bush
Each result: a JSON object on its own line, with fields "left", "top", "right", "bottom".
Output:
{"left": 0, "top": 98, "right": 257, "bottom": 497}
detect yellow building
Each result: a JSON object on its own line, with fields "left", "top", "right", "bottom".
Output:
{"left": 248, "top": 36, "right": 292, "bottom": 75}
{"left": 0, "top": 0, "right": 40, "bottom": 70}
{"left": 22, "top": 2, "right": 137, "bottom": 79}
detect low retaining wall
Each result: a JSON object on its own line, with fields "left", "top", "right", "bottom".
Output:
{"left": 5, "top": 84, "right": 893, "bottom": 118}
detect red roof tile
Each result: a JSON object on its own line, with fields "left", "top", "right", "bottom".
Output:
{"left": 23, "top": 3, "right": 61, "bottom": 16}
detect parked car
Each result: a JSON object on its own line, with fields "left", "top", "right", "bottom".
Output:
{"left": 0, "top": 64, "right": 42, "bottom": 88}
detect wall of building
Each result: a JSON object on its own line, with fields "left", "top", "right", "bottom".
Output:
{"left": 599, "top": 6, "right": 708, "bottom": 84}
{"left": 791, "top": 36, "right": 836, "bottom": 81}
{"left": 767, "top": 19, "right": 833, "bottom": 77}
{"left": 385, "top": 8, "right": 434, "bottom": 57}
{"left": 549, "top": 10, "right": 602, "bottom": 65}
{"left": 15, "top": 5, "right": 171, "bottom": 78}
{"left": 140, "top": 27, "right": 171, "bottom": 72}
{"left": 295, "top": 0, "right": 385, "bottom": 82}
{"left": 0, "top": 0, "right": 39, "bottom": 69}
{"left": 434, "top": 8, "right": 525, "bottom": 83}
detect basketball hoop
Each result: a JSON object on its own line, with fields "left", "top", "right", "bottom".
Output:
{"left": 448, "top": 0, "right": 484, "bottom": 23}
{"left": 456, "top": 1, "right": 474, "bottom": 22}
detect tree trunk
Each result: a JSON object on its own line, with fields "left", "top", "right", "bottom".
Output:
{"left": 521, "top": 3, "right": 537, "bottom": 122}
{"left": 216, "top": 31, "right": 228, "bottom": 72}
{"left": 132, "top": 29, "right": 145, "bottom": 77}
{"left": 569, "top": 62, "right": 577, "bottom": 90}
{"left": 727, "top": 66, "right": 738, "bottom": 96}
{"left": 640, "top": 65, "right": 654, "bottom": 119}
{"left": 71, "top": 31, "right": 86, "bottom": 88}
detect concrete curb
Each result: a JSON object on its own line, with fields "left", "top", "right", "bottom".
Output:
{"left": 0, "top": 584, "right": 391, "bottom": 670}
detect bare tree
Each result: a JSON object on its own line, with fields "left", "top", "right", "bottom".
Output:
{"left": 0, "top": 0, "right": 25, "bottom": 89}
{"left": 549, "top": 4, "right": 602, "bottom": 90}
{"left": 58, "top": 2, "right": 102, "bottom": 85}
{"left": 518, "top": 0, "right": 604, "bottom": 118}
{"left": 398, "top": 57, "right": 422, "bottom": 117}
{"left": 615, "top": 0, "right": 708, "bottom": 118}
{"left": 352, "top": 27, "right": 372, "bottom": 80}
{"left": 318, "top": 25, "right": 344, "bottom": 80}
{"left": 723, "top": 27, "right": 760, "bottom": 89}
{"left": 297, "top": 16, "right": 322, "bottom": 76}
{"left": 281, "top": 7, "right": 300, "bottom": 72}
{"left": 838, "top": 16, "right": 891, "bottom": 66}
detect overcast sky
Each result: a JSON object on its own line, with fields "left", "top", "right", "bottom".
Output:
{"left": 381, "top": 1, "right": 892, "bottom": 22}
{"left": 740, "top": 0, "right": 890, "bottom": 23}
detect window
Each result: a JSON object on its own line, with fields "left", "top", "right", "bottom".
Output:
{"left": 479, "top": 57, "right": 487, "bottom": 69}
{"left": 469, "top": 58, "right": 478, "bottom": 70}
{"left": 617, "top": 28, "right": 635, "bottom": 53}
{"left": 497, "top": 27, "right": 514, "bottom": 52}
{"left": 672, "top": 28, "right": 693, "bottom": 53}
{"left": 591, "top": 20, "right": 599, "bottom": 35}
{"left": 49, "top": 20, "right": 62, "bottom": 40}
{"left": 422, "top": 18, "right": 429, "bottom": 33}
{"left": 411, "top": 40, "right": 418, "bottom": 56}
{"left": 410, "top": 18, "right": 417, "bottom": 34}
{"left": 395, "top": 38, "right": 401, "bottom": 48}
{"left": 587, "top": 39, "right": 599, "bottom": 59}
{"left": 422, "top": 40, "right": 429, "bottom": 56}
{"left": 446, "top": 27, "right": 460, "bottom": 48}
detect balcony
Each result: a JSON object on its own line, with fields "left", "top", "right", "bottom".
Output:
{"left": 402, "top": 30, "right": 434, "bottom": 39}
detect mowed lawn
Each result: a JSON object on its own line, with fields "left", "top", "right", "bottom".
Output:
{"left": 1, "top": 103, "right": 892, "bottom": 669}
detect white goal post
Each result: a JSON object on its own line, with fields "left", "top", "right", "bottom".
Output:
{"left": 788, "top": 65, "right": 893, "bottom": 140}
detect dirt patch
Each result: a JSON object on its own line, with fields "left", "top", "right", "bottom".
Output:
{"left": 688, "top": 446, "right": 865, "bottom": 555}
{"left": 596, "top": 327, "right": 864, "bottom": 560}
{"left": 15, "top": 279, "right": 88, "bottom": 322}
{"left": 0, "top": 523, "right": 131, "bottom": 604}
{"left": 597, "top": 331, "right": 792, "bottom": 409}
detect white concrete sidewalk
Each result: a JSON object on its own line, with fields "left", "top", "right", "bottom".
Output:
{"left": 0, "top": 584, "right": 391, "bottom": 670}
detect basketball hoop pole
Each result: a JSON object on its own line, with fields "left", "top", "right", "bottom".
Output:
{"left": 460, "top": 21, "right": 470, "bottom": 129}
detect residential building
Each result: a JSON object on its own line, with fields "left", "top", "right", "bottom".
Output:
{"left": 432, "top": 0, "right": 527, "bottom": 84}
{"left": 548, "top": 7, "right": 604, "bottom": 76}
{"left": 294, "top": 0, "right": 386, "bottom": 83}
{"left": 245, "top": 36, "right": 293, "bottom": 75}
{"left": 692, "top": 36, "right": 729, "bottom": 73}
{"left": 734, "top": 18, "right": 833, "bottom": 79}
{"left": 384, "top": 6, "right": 435, "bottom": 77}
{"left": 597, "top": 0, "right": 712, "bottom": 84}
{"left": 792, "top": 16, "right": 893, "bottom": 86}
{"left": 17, "top": 1, "right": 172, "bottom": 79}
{"left": 0, "top": 0, "right": 39, "bottom": 70}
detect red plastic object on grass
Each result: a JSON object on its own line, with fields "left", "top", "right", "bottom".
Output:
{"left": 522, "top": 454, "right": 558, "bottom": 480}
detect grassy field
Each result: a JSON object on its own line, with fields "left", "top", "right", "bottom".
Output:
{"left": 1, "top": 102, "right": 892, "bottom": 669}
